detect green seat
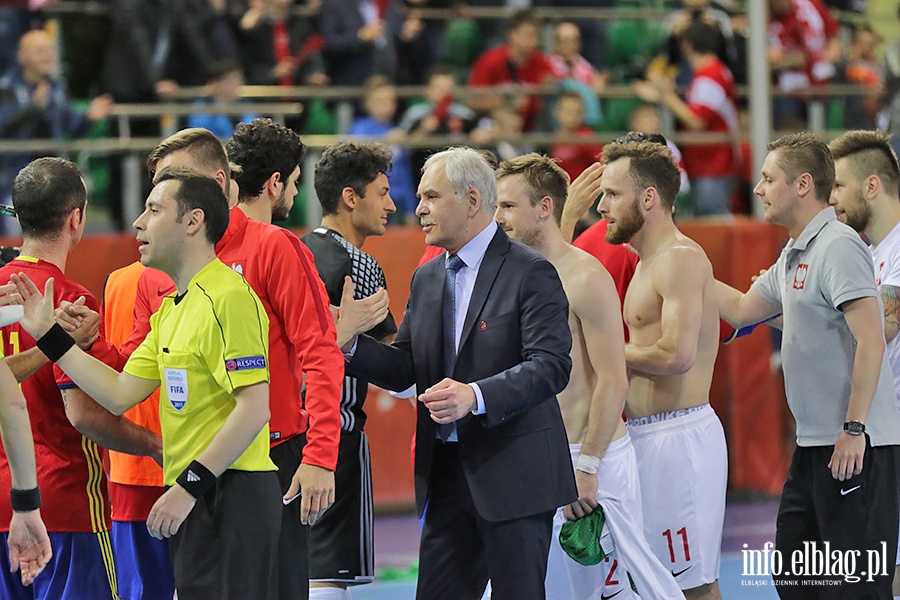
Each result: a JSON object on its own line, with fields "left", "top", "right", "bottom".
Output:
{"left": 608, "top": 22, "right": 664, "bottom": 66}
{"left": 72, "top": 99, "right": 111, "bottom": 209}
{"left": 303, "top": 99, "right": 337, "bottom": 136}
{"left": 596, "top": 97, "right": 642, "bottom": 133}
{"left": 443, "top": 18, "right": 482, "bottom": 74}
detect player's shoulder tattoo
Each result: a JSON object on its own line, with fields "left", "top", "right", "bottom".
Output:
{"left": 881, "top": 284, "right": 900, "bottom": 330}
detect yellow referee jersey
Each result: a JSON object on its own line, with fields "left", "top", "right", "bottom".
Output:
{"left": 124, "top": 259, "right": 276, "bottom": 485}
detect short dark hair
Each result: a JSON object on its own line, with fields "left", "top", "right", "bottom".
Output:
{"left": 828, "top": 130, "right": 900, "bottom": 197}
{"left": 427, "top": 64, "right": 456, "bottom": 82}
{"left": 768, "top": 132, "right": 834, "bottom": 203}
{"left": 681, "top": 20, "right": 721, "bottom": 55}
{"left": 12, "top": 157, "right": 86, "bottom": 239}
{"left": 153, "top": 169, "right": 230, "bottom": 245}
{"left": 314, "top": 141, "right": 393, "bottom": 216}
{"left": 613, "top": 130, "right": 668, "bottom": 147}
{"left": 147, "top": 128, "right": 230, "bottom": 181}
{"left": 601, "top": 141, "right": 681, "bottom": 211}
{"left": 496, "top": 153, "right": 570, "bottom": 225}
{"left": 226, "top": 118, "right": 306, "bottom": 203}
{"left": 508, "top": 9, "right": 539, "bottom": 33}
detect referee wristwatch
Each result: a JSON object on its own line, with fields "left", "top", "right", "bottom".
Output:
{"left": 843, "top": 420, "right": 866, "bottom": 436}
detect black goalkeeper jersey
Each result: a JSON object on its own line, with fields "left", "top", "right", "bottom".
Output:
{"left": 301, "top": 227, "right": 397, "bottom": 432}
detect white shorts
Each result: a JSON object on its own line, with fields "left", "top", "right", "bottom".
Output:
{"left": 629, "top": 403, "right": 727, "bottom": 590}
{"left": 545, "top": 435, "right": 644, "bottom": 600}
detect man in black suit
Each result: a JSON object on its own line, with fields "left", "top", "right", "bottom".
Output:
{"left": 343, "top": 147, "right": 576, "bottom": 599}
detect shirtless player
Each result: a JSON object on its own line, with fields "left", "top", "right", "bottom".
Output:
{"left": 495, "top": 153, "right": 682, "bottom": 599}
{"left": 598, "top": 140, "right": 726, "bottom": 600}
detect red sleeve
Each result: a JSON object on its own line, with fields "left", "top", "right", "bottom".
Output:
{"left": 536, "top": 52, "right": 556, "bottom": 83}
{"left": 271, "top": 231, "right": 343, "bottom": 471}
{"left": 468, "top": 51, "right": 497, "bottom": 86}
{"left": 687, "top": 103, "right": 719, "bottom": 128}
{"left": 814, "top": 0, "right": 840, "bottom": 38}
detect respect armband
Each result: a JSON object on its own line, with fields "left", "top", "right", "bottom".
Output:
{"left": 576, "top": 454, "right": 602, "bottom": 474}
{"left": 175, "top": 460, "right": 217, "bottom": 499}
{"left": 36, "top": 323, "right": 76, "bottom": 362}
{"left": 10, "top": 486, "right": 41, "bottom": 512}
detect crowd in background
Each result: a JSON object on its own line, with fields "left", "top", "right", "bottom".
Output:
{"left": 0, "top": 0, "right": 897, "bottom": 228}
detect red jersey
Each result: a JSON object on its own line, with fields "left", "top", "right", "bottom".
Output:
{"left": 215, "top": 207, "right": 343, "bottom": 470}
{"left": 0, "top": 257, "right": 120, "bottom": 532}
{"left": 682, "top": 58, "right": 738, "bottom": 179}
{"left": 103, "top": 262, "right": 172, "bottom": 521}
{"left": 549, "top": 126, "right": 603, "bottom": 182}
{"left": 768, "top": 0, "right": 839, "bottom": 89}
{"left": 572, "top": 220, "right": 638, "bottom": 314}
{"left": 468, "top": 45, "right": 555, "bottom": 131}
{"left": 418, "top": 245, "right": 445, "bottom": 267}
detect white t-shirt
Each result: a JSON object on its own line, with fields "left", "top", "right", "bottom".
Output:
{"left": 872, "top": 220, "right": 900, "bottom": 404}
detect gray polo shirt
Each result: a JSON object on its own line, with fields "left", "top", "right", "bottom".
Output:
{"left": 751, "top": 206, "right": 900, "bottom": 447}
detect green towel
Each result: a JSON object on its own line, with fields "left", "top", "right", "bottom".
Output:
{"left": 558, "top": 507, "right": 609, "bottom": 566}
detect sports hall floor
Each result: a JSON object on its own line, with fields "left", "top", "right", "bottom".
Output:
{"left": 358, "top": 497, "right": 780, "bottom": 599}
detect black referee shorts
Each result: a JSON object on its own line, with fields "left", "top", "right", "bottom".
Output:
{"left": 774, "top": 439, "right": 899, "bottom": 599}
{"left": 169, "top": 469, "right": 281, "bottom": 600}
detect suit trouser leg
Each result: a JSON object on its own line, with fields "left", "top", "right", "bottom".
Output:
{"left": 417, "top": 444, "right": 490, "bottom": 600}
{"left": 479, "top": 509, "right": 554, "bottom": 600}
{"left": 415, "top": 443, "right": 553, "bottom": 600}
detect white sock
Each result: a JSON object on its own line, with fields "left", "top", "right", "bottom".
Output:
{"left": 308, "top": 587, "right": 347, "bottom": 600}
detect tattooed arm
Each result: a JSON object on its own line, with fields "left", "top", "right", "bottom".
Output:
{"left": 881, "top": 284, "right": 900, "bottom": 344}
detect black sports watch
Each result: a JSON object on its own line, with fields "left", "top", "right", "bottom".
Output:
{"left": 843, "top": 420, "right": 866, "bottom": 436}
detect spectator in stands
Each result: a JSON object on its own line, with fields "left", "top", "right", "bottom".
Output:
{"left": 399, "top": 65, "right": 491, "bottom": 186}
{"left": 628, "top": 103, "right": 691, "bottom": 201}
{"left": 102, "top": 0, "right": 218, "bottom": 102}
{"left": 634, "top": 20, "right": 738, "bottom": 216}
{"left": 844, "top": 23, "right": 883, "bottom": 130}
{"left": 349, "top": 76, "right": 416, "bottom": 222}
{"left": 319, "top": 0, "right": 423, "bottom": 86}
{"left": 187, "top": 59, "right": 259, "bottom": 140}
{"left": 883, "top": 5, "right": 900, "bottom": 159}
{"left": 660, "top": 0, "right": 739, "bottom": 85}
{"left": 548, "top": 22, "right": 607, "bottom": 93}
{"left": 468, "top": 10, "right": 555, "bottom": 132}
{"left": 234, "top": 0, "right": 329, "bottom": 87}
{"left": 0, "top": 30, "right": 113, "bottom": 228}
{"left": 486, "top": 106, "right": 532, "bottom": 162}
{"left": 767, "top": 0, "right": 841, "bottom": 128}
{"left": 549, "top": 91, "right": 602, "bottom": 183}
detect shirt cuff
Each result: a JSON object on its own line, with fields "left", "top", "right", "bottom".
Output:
{"left": 470, "top": 382, "right": 486, "bottom": 415}
{"left": 342, "top": 338, "right": 358, "bottom": 360}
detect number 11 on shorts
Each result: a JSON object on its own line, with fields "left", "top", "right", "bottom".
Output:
{"left": 663, "top": 527, "right": 691, "bottom": 563}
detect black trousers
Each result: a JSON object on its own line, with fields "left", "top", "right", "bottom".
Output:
{"left": 169, "top": 469, "right": 281, "bottom": 600}
{"left": 271, "top": 434, "right": 311, "bottom": 600}
{"left": 416, "top": 443, "right": 554, "bottom": 600}
{"left": 774, "top": 440, "right": 899, "bottom": 600}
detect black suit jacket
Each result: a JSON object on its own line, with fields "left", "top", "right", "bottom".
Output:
{"left": 348, "top": 228, "right": 577, "bottom": 522}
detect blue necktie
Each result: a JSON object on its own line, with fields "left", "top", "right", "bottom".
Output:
{"left": 438, "top": 254, "right": 465, "bottom": 442}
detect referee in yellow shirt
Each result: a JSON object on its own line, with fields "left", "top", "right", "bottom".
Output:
{"left": 9, "top": 170, "right": 282, "bottom": 600}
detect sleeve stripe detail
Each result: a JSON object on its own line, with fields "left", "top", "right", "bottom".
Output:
{"left": 279, "top": 230, "right": 332, "bottom": 335}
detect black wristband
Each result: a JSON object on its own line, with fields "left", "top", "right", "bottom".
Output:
{"left": 36, "top": 323, "right": 76, "bottom": 362}
{"left": 10, "top": 486, "right": 41, "bottom": 512}
{"left": 175, "top": 460, "right": 216, "bottom": 499}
